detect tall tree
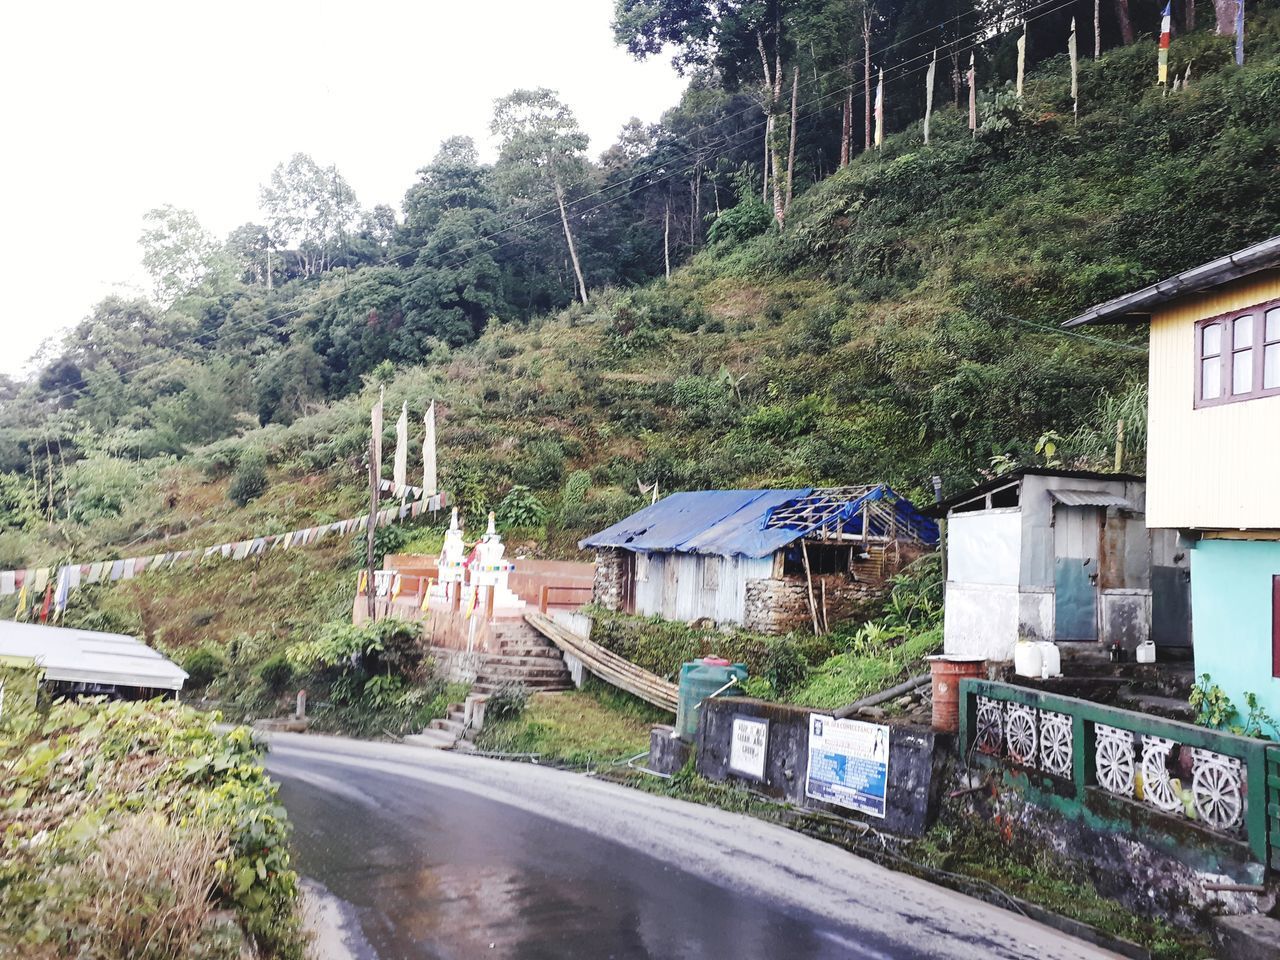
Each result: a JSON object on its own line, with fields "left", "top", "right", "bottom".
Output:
{"left": 259, "top": 153, "right": 360, "bottom": 278}
{"left": 491, "top": 89, "right": 593, "bottom": 305}
{"left": 138, "top": 205, "right": 220, "bottom": 307}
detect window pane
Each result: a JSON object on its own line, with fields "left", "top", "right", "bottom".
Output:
{"left": 1202, "top": 322, "right": 1222, "bottom": 357}
{"left": 1266, "top": 343, "right": 1280, "bottom": 389}
{"left": 1202, "top": 357, "right": 1221, "bottom": 399}
{"left": 1268, "top": 309, "right": 1280, "bottom": 343}
{"left": 1233, "top": 348, "right": 1253, "bottom": 394}
{"left": 1234, "top": 315, "right": 1254, "bottom": 349}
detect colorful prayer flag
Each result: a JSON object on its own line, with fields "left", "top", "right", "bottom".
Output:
{"left": 1158, "top": 3, "right": 1171, "bottom": 85}
{"left": 924, "top": 49, "right": 937, "bottom": 144}
{"left": 393, "top": 401, "right": 408, "bottom": 492}
{"left": 873, "top": 68, "right": 884, "bottom": 149}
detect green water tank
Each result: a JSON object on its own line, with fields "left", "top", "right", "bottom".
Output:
{"left": 676, "top": 657, "right": 748, "bottom": 741}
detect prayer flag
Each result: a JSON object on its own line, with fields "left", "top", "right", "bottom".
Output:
{"left": 924, "top": 49, "right": 937, "bottom": 144}
{"left": 1016, "top": 25, "right": 1027, "bottom": 99}
{"left": 1158, "top": 3, "right": 1171, "bottom": 85}
{"left": 1235, "top": 0, "right": 1245, "bottom": 66}
{"left": 14, "top": 580, "right": 27, "bottom": 620}
{"left": 421, "top": 578, "right": 433, "bottom": 612}
{"left": 423, "top": 400, "right": 438, "bottom": 497}
{"left": 1069, "top": 17, "right": 1079, "bottom": 120}
{"left": 371, "top": 386, "right": 385, "bottom": 481}
{"left": 53, "top": 567, "right": 70, "bottom": 619}
{"left": 873, "top": 68, "right": 884, "bottom": 149}
{"left": 393, "top": 402, "right": 408, "bottom": 492}
{"left": 1184, "top": 61, "right": 1192, "bottom": 88}
{"left": 967, "top": 54, "right": 976, "bottom": 134}
{"left": 39, "top": 582, "right": 53, "bottom": 623}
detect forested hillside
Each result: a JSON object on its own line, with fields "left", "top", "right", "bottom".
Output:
{"left": 3, "top": 1, "right": 1280, "bottom": 660}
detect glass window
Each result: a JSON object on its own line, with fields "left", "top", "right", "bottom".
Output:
{"left": 1266, "top": 344, "right": 1280, "bottom": 390}
{"left": 1234, "top": 349, "right": 1254, "bottom": 394}
{"left": 1267, "top": 308, "right": 1280, "bottom": 343}
{"left": 1203, "top": 322, "right": 1222, "bottom": 357}
{"left": 1202, "top": 357, "right": 1221, "bottom": 400}
{"left": 1234, "top": 314, "right": 1254, "bottom": 349}
{"left": 1197, "top": 307, "right": 1280, "bottom": 405}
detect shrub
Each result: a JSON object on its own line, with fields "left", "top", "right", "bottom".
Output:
{"left": 761, "top": 638, "right": 808, "bottom": 697}
{"left": 182, "top": 647, "right": 226, "bottom": 687}
{"left": 485, "top": 682, "right": 529, "bottom": 722}
{"left": 227, "top": 448, "right": 268, "bottom": 506}
{"left": 256, "top": 654, "right": 294, "bottom": 694}
{"left": 495, "top": 485, "right": 546, "bottom": 528}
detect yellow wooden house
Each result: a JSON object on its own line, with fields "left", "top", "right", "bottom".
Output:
{"left": 1066, "top": 236, "right": 1280, "bottom": 722}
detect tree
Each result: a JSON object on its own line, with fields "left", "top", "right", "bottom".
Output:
{"left": 138, "top": 205, "right": 220, "bottom": 306}
{"left": 491, "top": 89, "right": 593, "bottom": 304}
{"left": 259, "top": 153, "right": 360, "bottom": 278}
{"left": 225, "top": 223, "right": 273, "bottom": 286}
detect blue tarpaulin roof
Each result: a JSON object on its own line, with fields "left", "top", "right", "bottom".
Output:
{"left": 579, "top": 486, "right": 937, "bottom": 559}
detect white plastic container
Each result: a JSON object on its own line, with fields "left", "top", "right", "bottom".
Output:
{"left": 1036, "top": 641, "right": 1062, "bottom": 678}
{"left": 1135, "top": 639, "right": 1157, "bottom": 664}
{"left": 1013, "top": 640, "right": 1043, "bottom": 679}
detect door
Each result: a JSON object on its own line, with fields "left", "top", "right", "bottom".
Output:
{"left": 1054, "top": 505, "right": 1100, "bottom": 641}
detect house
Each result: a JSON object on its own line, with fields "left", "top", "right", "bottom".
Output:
{"left": 0, "top": 621, "right": 188, "bottom": 700}
{"left": 1064, "top": 236, "right": 1280, "bottom": 718}
{"left": 580, "top": 485, "right": 938, "bottom": 634}
{"left": 930, "top": 468, "right": 1188, "bottom": 663}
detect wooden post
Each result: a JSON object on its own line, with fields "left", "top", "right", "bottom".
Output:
{"left": 1114, "top": 418, "right": 1126, "bottom": 472}
{"left": 800, "top": 540, "right": 822, "bottom": 636}
{"left": 540, "top": 584, "right": 550, "bottom": 613}
{"left": 485, "top": 584, "right": 496, "bottom": 620}
{"left": 366, "top": 438, "right": 378, "bottom": 621}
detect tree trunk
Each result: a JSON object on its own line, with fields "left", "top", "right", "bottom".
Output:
{"left": 1186, "top": 0, "right": 1196, "bottom": 31}
{"left": 785, "top": 67, "right": 799, "bottom": 215}
{"left": 663, "top": 202, "right": 671, "bottom": 279}
{"left": 1212, "top": 0, "right": 1235, "bottom": 35}
{"left": 771, "top": 141, "right": 786, "bottom": 228}
{"left": 1114, "top": 0, "right": 1135, "bottom": 44}
{"left": 841, "top": 64, "right": 852, "bottom": 166}
{"left": 762, "top": 112, "right": 772, "bottom": 204}
{"left": 863, "top": 13, "right": 872, "bottom": 151}
{"left": 554, "top": 180, "right": 588, "bottom": 305}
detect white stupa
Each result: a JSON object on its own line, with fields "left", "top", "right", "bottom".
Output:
{"left": 470, "top": 511, "right": 523, "bottom": 612}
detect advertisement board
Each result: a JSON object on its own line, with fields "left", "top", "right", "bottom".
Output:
{"left": 804, "top": 714, "right": 890, "bottom": 818}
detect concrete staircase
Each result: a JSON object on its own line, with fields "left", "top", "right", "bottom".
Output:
{"left": 403, "top": 700, "right": 470, "bottom": 750}
{"left": 470, "top": 620, "right": 574, "bottom": 696}
{"left": 1014, "top": 642, "right": 1197, "bottom": 720}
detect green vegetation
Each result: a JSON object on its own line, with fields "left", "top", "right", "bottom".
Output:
{"left": 1189, "top": 673, "right": 1280, "bottom": 739}
{"left": 0, "top": 699, "right": 305, "bottom": 959}
{"left": 475, "top": 679, "right": 667, "bottom": 766}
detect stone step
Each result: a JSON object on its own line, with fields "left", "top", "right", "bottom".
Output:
{"left": 429, "top": 717, "right": 465, "bottom": 734}
{"left": 447, "top": 710, "right": 465, "bottom": 723}
{"left": 493, "top": 644, "right": 562, "bottom": 658}
{"left": 482, "top": 654, "right": 567, "bottom": 669}
{"left": 1116, "top": 690, "right": 1195, "bottom": 723}
{"left": 472, "top": 680, "right": 574, "bottom": 695}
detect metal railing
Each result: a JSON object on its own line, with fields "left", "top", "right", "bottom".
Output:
{"left": 959, "top": 678, "right": 1270, "bottom": 866}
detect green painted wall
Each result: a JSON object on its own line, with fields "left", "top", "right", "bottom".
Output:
{"left": 1190, "top": 539, "right": 1280, "bottom": 723}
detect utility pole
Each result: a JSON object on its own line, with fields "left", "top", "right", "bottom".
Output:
{"left": 366, "top": 437, "right": 379, "bottom": 621}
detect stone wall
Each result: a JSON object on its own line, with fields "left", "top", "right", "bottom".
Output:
{"left": 742, "top": 575, "right": 882, "bottom": 635}
{"left": 695, "top": 696, "right": 945, "bottom": 836}
{"left": 592, "top": 548, "right": 627, "bottom": 611}
{"left": 428, "top": 646, "right": 485, "bottom": 684}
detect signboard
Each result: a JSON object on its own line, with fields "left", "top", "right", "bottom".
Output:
{"left": 805, "top": 714, "right": 890, "bottom": 818}
{"left": 728, "top": 715, "right": 769, "bottom": 781}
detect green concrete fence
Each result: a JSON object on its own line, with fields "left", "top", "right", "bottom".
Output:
{"left": 959, "top": 679, "right": 1271, "bottom": 869}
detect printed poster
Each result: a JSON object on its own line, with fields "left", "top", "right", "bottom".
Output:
{"left": 805, "top": 714, "right": 890, "bottom": 818}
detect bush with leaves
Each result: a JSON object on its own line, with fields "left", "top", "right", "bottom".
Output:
{"left": 227, "top": 448, "right": 268, "bottom": 506}
{"left": 496, "top": 485, "right": 546, "bottom": 528}
{"left": 485, "top": 682, "right": 529, "bottom": 722}
{"left": 256, "top": 654, "right": 294, "bottom": 695}
{"left": 183, "top": 646, "right": 227, "bottom": 687}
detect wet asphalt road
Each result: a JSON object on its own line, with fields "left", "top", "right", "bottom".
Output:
{"left": 264, "top": 733, "right": 1122, "bottom": 960}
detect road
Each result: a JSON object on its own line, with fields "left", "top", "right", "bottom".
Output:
{"left": 263, "top": 732, "right": 1123, "bottom": 960}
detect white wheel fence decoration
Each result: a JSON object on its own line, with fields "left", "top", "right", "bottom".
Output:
{"left": 1006, "top": 703, "right": 1038, "bottom": 767}
{"left": 1189, "top": 749, "right": 1244, "bottom": 832}
{"left": 1140, "top": 736, "right": 1182, "bottom": 814}
{"left": 975, "top": 696, "right": 1005, "bottom": 757}
{"left": 1094, "top": 724, "right": 1135, "bottom": 797}
{"left": 1038, "top": 710, "right": 1073, "bottom": 778}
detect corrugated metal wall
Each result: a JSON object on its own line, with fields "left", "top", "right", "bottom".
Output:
{"left": 634, "top": 552, "right": 775, "bottom": 624}
{"left": 1148, "top": 271, "right": 1280, "bottom": 530}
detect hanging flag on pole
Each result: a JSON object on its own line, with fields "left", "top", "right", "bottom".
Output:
{"left": 1016, "top": 25, "right": 1027, "bottom": 98}
{"left": 393, "top": 401, "right": 408, "bottom": 492}
{"left": 1235, "top": 0, "right": 1245, "bottom": 66}
{"left": 924, "top": 49, "right": 937, "bottom": 144}
{"left": 873, "top": 68, "right": 884, "bottom": 149}
{"left": 53, "top": 567, "right": 70, "bottom": 620}
{"left": 1069, "top": 17, "right": 1079, "bottom": 121}
{"left": 1158, "top": 3, "right": 1172, "bottom": 86}
{"left": 423, "top": 400, "right": 438, "bottom": 498}
{"left": 967, "top": 54, "right": 976, "bottom": 135}
{"left": 1094, "top": 0, "right": 1101, "bottom": 59}
{"left": 370, "top": 387, "right": 385, "bottom": 481}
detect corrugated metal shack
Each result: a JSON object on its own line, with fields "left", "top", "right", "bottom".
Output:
{"left": 581, "top": 486, "right": 938, "bottom": 634}
{"left": 929, "top": 468, "right": 1189, "bottom": 662}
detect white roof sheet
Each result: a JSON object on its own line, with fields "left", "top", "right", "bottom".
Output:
{"left": 1048, "top": 489, "right": 1137, "bottom": 511}
{"left": 0, "top": 621, "right": 187, "bottom": 690}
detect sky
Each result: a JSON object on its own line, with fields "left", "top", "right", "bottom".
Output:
{"left": 0, "top": 0, "right": 685, "bottom": 377}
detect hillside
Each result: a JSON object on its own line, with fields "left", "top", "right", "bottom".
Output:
{"left": 4, "top": 14, "right": 1280, "bottom": 675}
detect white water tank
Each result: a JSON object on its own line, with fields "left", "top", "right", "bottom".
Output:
{"left": 1013, "top": 640, "right": 1043, "bottom": 679}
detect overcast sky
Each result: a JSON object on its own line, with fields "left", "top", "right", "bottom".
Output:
{"left": 0, "top": 0, "right": 685, "bottom": 377}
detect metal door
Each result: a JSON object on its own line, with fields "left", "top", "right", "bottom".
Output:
{"left": 1054, "top": 505, "right": 1100, "bottom": 641}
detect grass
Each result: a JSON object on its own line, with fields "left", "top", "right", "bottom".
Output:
{"left": 788, "top": 625, "right": 942, "bottom": 709}
{"left": 474, "top": 678, "right": 668, "bottom": 766}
